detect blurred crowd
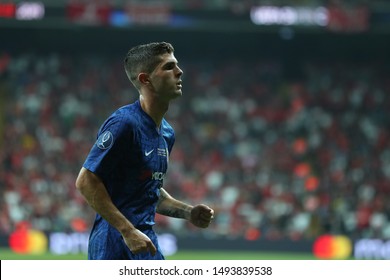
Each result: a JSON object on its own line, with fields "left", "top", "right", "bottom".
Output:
{"left": 0, "top": 52, "right": 389, "bottom": 241}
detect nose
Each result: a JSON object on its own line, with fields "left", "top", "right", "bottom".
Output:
{"left": 176, "top": 66, "right": 183, "bottom": 77}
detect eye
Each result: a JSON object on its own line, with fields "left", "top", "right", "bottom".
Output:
{"left": 164, "top": 62, "right": 176, "bottom": 70}
{"left": 162, "top": 61, "right": 179, "bottom": 70}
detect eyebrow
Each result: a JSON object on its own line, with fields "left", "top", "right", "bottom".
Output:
{"left": 162, "top": 60, "right": 178, "bottom": 69}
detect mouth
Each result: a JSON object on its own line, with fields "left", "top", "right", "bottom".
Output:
{"left": 176, "top": 80, "right": 182, "bottom": 89}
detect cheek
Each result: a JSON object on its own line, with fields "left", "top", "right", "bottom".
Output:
{"left": 151, "top": 75, "right": 174, "bottom": 92}
{"left": 159, "top": 79, "right": 174, "bottom": 90}
{"left": 153, "top": 77, "right": 166, "bottom": 87}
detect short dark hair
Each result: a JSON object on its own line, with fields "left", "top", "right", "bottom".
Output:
{"left": 124, "top": 42, "right": 174, "bottom": 89}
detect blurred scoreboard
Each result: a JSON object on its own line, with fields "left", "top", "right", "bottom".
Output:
{"left": 0, "top": 1, "right": 381, "bottom": 33}
{"left": 7, "top": 1, "right": 390, "bottom": 36}
{"left": 0, "top": 1, "right": 172, "bottom": 27}
{"left": 0, "top": 2, "right": 45, "bottom": 20}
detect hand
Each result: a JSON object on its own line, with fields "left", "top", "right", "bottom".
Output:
{"left": 190, "top": 204, "right": 214, "bottom": 228}
{"left": 122, "top": 228, "right": 157, "bottom": 256}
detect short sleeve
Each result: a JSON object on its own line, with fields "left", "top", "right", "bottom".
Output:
{"left": 83, "top": 112, "right": 131, "bottom": 182}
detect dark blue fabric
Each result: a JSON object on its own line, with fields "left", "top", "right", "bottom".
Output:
{"left": 83, "top": 100, "right": 174, "bottom": 259}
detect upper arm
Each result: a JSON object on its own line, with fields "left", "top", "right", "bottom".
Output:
{"left": 75, "top": 167, "right": 103, "bottom": 193}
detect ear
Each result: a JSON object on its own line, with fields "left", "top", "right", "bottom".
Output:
{"left": 138, "top": 73, "right": 150, "bottom": 85}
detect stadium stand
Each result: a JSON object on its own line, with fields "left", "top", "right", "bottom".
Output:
{"left": 1, "top": 51, "right": 389, "bottom": 241}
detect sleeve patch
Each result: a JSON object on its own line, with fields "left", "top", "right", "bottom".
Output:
{"left": 96, "top": 131, "right": 114, "bottom": 150}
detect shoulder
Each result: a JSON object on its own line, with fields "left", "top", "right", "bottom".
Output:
{"left": 104, "top": 102, "right": 141, "bottom": 129}
{"left": 97, "top": 103, "right": 143, "bottom": 142}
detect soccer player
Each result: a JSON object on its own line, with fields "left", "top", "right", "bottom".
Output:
{"left": 75, "top": 42, "right": 214, "bottom": 260}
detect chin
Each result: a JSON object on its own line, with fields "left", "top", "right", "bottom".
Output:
{"left": 174, "top": 89, "right": 183, "bottom": 97}
{"left": 171, "top": 94, "right": 182, "bottom": 100}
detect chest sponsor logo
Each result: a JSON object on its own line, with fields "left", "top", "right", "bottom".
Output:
{"left": 152, "top": 171, "right": 165, "bottom": 181}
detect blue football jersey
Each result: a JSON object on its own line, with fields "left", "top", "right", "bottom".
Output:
{"left": 83, "top": 100, "right": 175, "bottom": 259}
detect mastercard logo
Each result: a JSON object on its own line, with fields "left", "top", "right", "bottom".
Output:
{"left": 313, "top": 234, "right": 352, "bottom": 259}
{"left": 9, "top": 229, "right": 48, "bottom": 254}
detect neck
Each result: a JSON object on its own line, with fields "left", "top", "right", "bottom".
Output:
{"left": 139, "top": 95, "right": 169, "bottom": 127}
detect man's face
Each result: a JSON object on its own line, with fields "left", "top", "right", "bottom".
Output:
{"left": 148, "top": 53, "right": 183, "bottom": 101}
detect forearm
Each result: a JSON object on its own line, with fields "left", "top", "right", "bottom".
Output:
{"left": 156, "top": 188, "right": 193, "bottom": 220}
{"left": 76, "top": 168, "right": 135, "bottom": 235}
